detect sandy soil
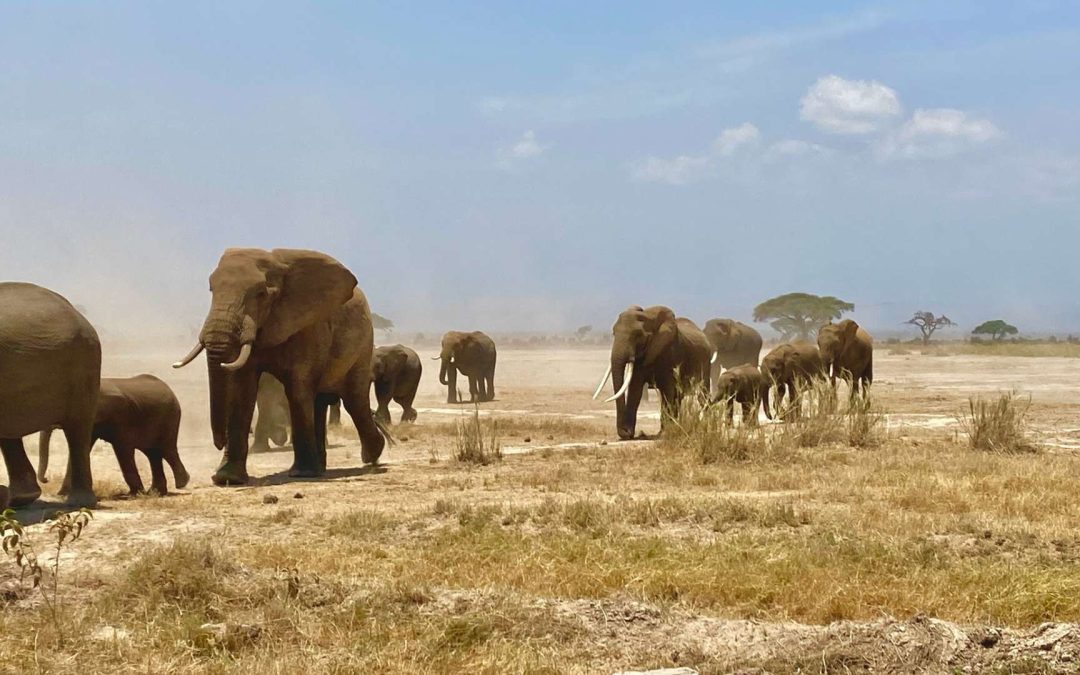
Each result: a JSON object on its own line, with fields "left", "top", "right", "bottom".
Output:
{"left": 4, "top": 346, "right": 1080, "bottom": 672}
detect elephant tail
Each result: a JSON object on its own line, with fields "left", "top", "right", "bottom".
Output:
{"left": 373, "top": 412, "right": 397, "bottom": 448}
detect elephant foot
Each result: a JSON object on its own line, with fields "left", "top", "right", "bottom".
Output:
{"left": 374, "top": 410, "right": 391, "bottom": 426}
{"left": 212, "top": 462, "right": 250, "bottom": 487}
{"left": 0, "top": 486, "right": 9, "bottom": 510}
{"left": 148, "top": 482, "right": 168, "bottom": 497}
{"left": 173, "top": 466, "right": 191, "bottom": 490}
{"left": 7, "top": 482, "right": 41, "bottom": 508}
{"left": 65, "top": 488, "right": 98, "bottom": 508}
{"left": 401, "top": 409, "right": 417, "bottom": 423}
{"left": 361, "top": 434, "right": 385, "bottom": 465}
{"left": 287, "top": 464, "right": 324, "bottom": 478}
{"left": 250, "top": 442, "right": 271, "bottom": 454}
{"left": 617, "top": 427, "right": 635, "bottom": 441}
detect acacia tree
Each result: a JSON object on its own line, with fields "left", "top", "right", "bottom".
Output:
{"left": 972, "top": 319, "right": 1018, "bottom": 341}
{"left": 906, "top": 311, "right": 955, "bottom": 345}
{"left": 372, "top": 313, "right": 394, "bottom": 333}
{"left": 752, "top": 293, "right": 854, "bottom": 341}
{"left": 575, "top": 325, "right": 593, "bottom": 340}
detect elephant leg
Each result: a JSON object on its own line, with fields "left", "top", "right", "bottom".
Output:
{"left": 373, "top": 380, "right": 393, "bottom": 425}
{"left": 342, "top": 372, "right": 384, "bottom": 465}
{"left": 313, "top": 395, "right": 331, "bottom": 474}
{"left": 328, "top": 400, "right": 342, "bottom": 428}
{"left": 468, "top": 376, "right": 480, "bottom": 403}
{"left": 112, "top": 444, "right": 145, "bottom": 495}
{"left": 144, "top": 448, "right": 169, "bottom": 496}
{"left": 162, "top": 442, "right": 189, "bottom": 490}
{"left": 251, "top": 404, "right": 274, "bottom": 454}
{"left": 213, "top": 367, "right": 258, "bottom": 487}
{"left": 742, "top": 400, "right": 755, "bottom": 427}
{"left": 397, "top": 391, "right": 418, "bottom": 423}
{"left": 656, "top": 372, "right": 678, "bottom": 434}
{"left": 61, "top": 415, "right": 97, "bottom": 507}
{"left": 0, "top": 438, "right": 42, "bottom": 507}
{"left": 286, "top": 386, "right": 320, "bottom": 478}
{"left": 485, "top": 370, "right": 495, "bottom": 402}
{"left": 37, "top": 427, "right": 53, "bottom": 484}
{"left": 446, "top": 367, "right": 459, "bottom": 404}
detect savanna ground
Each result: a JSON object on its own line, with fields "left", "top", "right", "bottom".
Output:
{"left": 4, "top": 343, "right": 1080, "bottom": 673}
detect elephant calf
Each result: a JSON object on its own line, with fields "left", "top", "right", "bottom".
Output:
{"left": 373, "top": 345, "right": 422, "bottom": 424}
{"left": 760, "top": 342, "right": 826, "bottom": 419}
{"left": 39, "top": 375, "right": 189, "bottom": 496}
{"left": 252, "top": 373, "right": 290, "bottom": 453}
{"left": 712, "top": 365, "right": 769, "bottom": 425}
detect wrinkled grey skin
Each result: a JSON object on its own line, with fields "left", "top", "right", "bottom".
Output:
{"left": 0, "top": 282, "right": 101, "bottom": 508}
{"left": 817, "top": 319, "right": 873, "bottom": 397}
{"left": 759, "top": 342, "right": 825, "bottom": 419}
{"left": 373, "top": 345, "right": 423, "bottom": 424}
{"left": 606, "top": 306, "right": 713, "bottom": 440}
{"left": 437, "top": 331, "right": 496, "bottom": 404}
{"left": 703, "top": 318, "right": 763, "bottom": 393}
{"left": 38, "top": 374, "right": 189, "bottom": 496}
{"left": 712, "top": 365, "right": 769, "bottom": 425}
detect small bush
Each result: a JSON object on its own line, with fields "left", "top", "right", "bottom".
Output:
{"left": 777, "top": 380, "right": 843, "bottom": 448}
{"left": 846, "top": 393, "right": 885, "bottom": 448}
{"left": 960, "top": 391, "right": 1039, "bottom": 454}
{"left": 454, "top": 407, "right": 502, "bottom": 465}
{"left": 667, "top": 391, "right": 769, "bottom": 463}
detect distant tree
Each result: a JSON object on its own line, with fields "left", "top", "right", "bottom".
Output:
{"left": 972, "top": 319, "right": 1018, "bottom": 341}
{"left": 905, "top": 311, "right": 955, "bottom": 345}
{"left": 372, "top": 313, "right": 394, "bottom": 333}
{"left": 752, "top": 293, "right": 854, "bottom": 341}
{"left": 575, "top": 325, "right": 593, "bottom": 340}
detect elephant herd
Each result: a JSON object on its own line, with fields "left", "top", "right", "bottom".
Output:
{"left": 0, "top": 248, "right": 871, "bottom": 510}
{"left": 594, "top": 305, "right": 874, "bottom": 438}
{"left": 0, "top": 248, "right": 497, "bottom": 509}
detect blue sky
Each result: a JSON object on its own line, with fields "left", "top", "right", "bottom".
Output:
{"left": 1, "top": 1, "right": 1077, "bottom": 337}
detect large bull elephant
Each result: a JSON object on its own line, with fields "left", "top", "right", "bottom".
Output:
{"left": 593, "top": 306, "right": 713, "bottom": 440}
{"left": 703, "top": 318, "right": 763, "bottom": 393}
{"left": 38, "top": 375, "right": 189, "bottom": 495}
{"left": 373, "top": 345, "right": 422, "bottom": 424}
{"left": 435, "top": 331, "right": 496, "bottom": 404}
{"left": 0, "top": 282, "right": 100, "bottom": 507}
{"left": 759, "top": 342, "right": 825, "bottom": 418}
{"left": 173, "top": 248, "right": 384, "bottom": 485}
{"left": 817, "top": 319, "right": 873, "bottom": 397}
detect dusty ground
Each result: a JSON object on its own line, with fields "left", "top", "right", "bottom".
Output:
{"left": 3, "top": 346, "right": 1080, "bottom": 673}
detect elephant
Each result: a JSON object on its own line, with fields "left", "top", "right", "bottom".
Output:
{"left": 817, "top": 319, "right": 873, "bottom": 397}
{"left": 173, "top": 248, "right": 385, "bottom": 486}
{"left": 703, "top": 318, "right": 763, "bottom": 393}
{"left": 251, "top": 373, "right": 290, "bottom": 453}
{"left": 436, "top": 331, "right": 496, "bottom": 404}
{"left": 373, "top": 345, "right": 422, "bottom": 424}
{"left": 38, "top": 375, "right": 189, "bottom": 496}
{"left": 759, "top": 342, "right": 826, "bottom": 419}
{"left": 712, "top": 365, "right": 769, "bottom": 426}
{"left": 593, "top": 306, "right": 713, "bottom": 440}
{"left": 0, "top": 282, "right": 100, "bottom": 508}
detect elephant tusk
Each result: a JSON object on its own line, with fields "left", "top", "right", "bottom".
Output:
{"left": 604, "top": 362, "right": 634, "bottom": 403}
{"left": 710, "top": 351, "right": 718, "bottom": 364}
{"left": 430, "top": 356, "right": 441, "bottom": 360}
{"left": 172, "top": 343, "right": 205, "bottom": 369}
{"left": 221, "top": 343, "right": 252, "bottom": 371}
{"left": 592, "top": 364, "right": 613, "bottom": 400}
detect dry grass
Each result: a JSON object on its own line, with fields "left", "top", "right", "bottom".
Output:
{"left": 960, "top": 391, "right": 1040, "bottom": 454}
{"left": 920, "top": 341, "right": 1080, "bottom": 358}
{"left": 453, "top": 407, "right": 503, "bottom": 465}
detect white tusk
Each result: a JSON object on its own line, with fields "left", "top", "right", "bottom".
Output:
{"left": 221, "top": 343, "right": 252, "bottom": 371}
{"left": 604, "top": 362, "right": 634, "bottom": 403}
{"left": 173, "top": 343, "right": 205, "bottom": 369}
{"left": 592, "top": 364, "right": 612, "bottom": 400}
{"left": 710, "top": 351, "right": 718, "bottom": 364}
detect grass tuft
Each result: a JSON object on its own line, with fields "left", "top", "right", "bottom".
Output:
{"left": 454, "top": 407, "right": 503, "bottom": 465}
{"left": 960, "top": 391, "right": 1039, "bottom": 454}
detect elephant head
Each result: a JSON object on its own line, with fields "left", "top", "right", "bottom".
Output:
{"left": 758, "top": 347, "right": 792, "bottom": 420}
{"left": 593, "top": 305, "right": 678, "bottom": 439}
{"left": 174, "top": 248, "right": 357, "bottom": 449}
{"left": 817, "top": 319, "right": 860, "bottom": 383}
{"left": 373, "top": 345, "right": 408, "bottom": 381}
{"left": 704, "top": 319, "right": 739, "bottom": 351}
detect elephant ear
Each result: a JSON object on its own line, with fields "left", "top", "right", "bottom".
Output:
{"left": 841, "top": 319, "right": 860, "bottom": 344}
{"left": 257, "top": 249, "right": 358, "bottom": 348}
{"left": 643, "top": 307, "right": 677, "bottom": 366}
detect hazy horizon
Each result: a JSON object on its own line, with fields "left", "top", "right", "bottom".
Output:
{"left": 1, "top": 2, "right": 1077, "bottom": 342}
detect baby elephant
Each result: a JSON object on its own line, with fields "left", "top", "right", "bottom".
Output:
{"left": 712, "top": 365, "right": 769, "bottom": 426}
{"left": 372, "top": 345, "right": 423, "bottom": 424}
{"left": 38, "top": 374, "right": 189, "bottom": 495}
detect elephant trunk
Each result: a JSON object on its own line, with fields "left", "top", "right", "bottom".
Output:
{"left": 200, "top": 306, "right": 255, "bottom": 450}
{"left": 439, "top": 358, "right": 450, "bottom": 386}
{"left": 762, "top": 384, "right": 773, "bottom": 420}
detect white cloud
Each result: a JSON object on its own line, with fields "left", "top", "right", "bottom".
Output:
{"left": 496, "top": 130, "right": 546, "bottom": 169}
{"left": 712, "top": 122, "right": 760, "bottom": 156}
{"left": 767, "top": 139, "right": 828, "bottom": 156}
{"left": 630, "top": 155, "right": 710, "bottom": 185}
{"left": 881, "top": 108, "right": 1000, "bottom": 159}
{"left": 800, "top": 75, "right": 901, "bottom": 134}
